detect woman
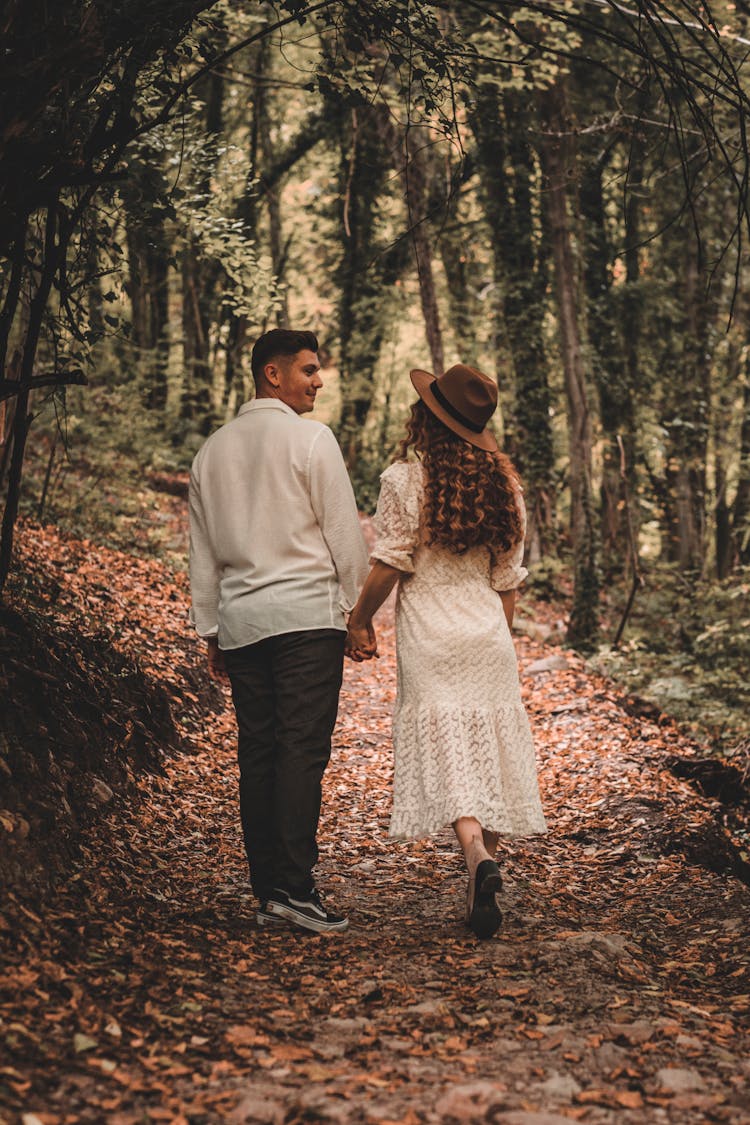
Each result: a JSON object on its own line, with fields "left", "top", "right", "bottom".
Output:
{"left": 346, "top": 363, "right": 546, "bottom": 938}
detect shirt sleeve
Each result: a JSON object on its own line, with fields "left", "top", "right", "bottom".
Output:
{"left": 370, "top": 463, "right": 420, "bottom": 574}
{"left": 490, "top": 488, "right": 529, "bottom": 592}
{"left": 309, "top": 426, "right": 370, "bottom": 612}
{"left": 188, "top": 458, "right": 222, "bottom": 638}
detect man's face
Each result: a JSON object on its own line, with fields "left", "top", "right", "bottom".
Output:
{"left": 265, "top": 350, "right": 322, "bottom": 415}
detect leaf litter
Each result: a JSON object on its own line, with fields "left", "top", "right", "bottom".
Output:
{"left": 0, "top": 512, "right": 749, "bottom": 1124}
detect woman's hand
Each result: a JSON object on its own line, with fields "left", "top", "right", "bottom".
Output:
{"left": 345, "top": 620, "right": 378, "bottom": 662}
{"left": 345, "top": 560, "right": 402, "bottom": 662}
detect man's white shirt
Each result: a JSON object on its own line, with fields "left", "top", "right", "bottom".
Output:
{"left": 189, "top": 399, "right": 369, "bottom": 649}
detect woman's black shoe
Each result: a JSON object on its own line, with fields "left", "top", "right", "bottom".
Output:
{"left": 468, "top": 859, "right": 503, "bottom": 939}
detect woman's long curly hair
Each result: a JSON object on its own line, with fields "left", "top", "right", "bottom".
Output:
{"left": 395, "top": 399, "right": 523, "bottom": 555}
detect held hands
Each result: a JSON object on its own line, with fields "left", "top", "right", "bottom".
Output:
{"left": 345, "top": 562, "right": 399, "bottom": 664}
{"left": 345, "top": 619, "right": 378, "bottom": 662}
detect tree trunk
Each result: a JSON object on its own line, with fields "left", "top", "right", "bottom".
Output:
{"left": 579, "top": 148, "right": 637, "bottom": 571}
{"left": 258, "top": 48, "right": 290, "bottom": 330}
{"left": 438, "top": 212, "right": 475, "bottom": 359}
{"left": 181, "top": 238, "right": 214, "bottom": 429}
{"left": 622, "top": 135, "right": 643, "bottom": 434}
{"left": 224, "top": 44, "right": 264, "bottom": 408}
{"left": 471, "top": 87, "right": 555, "bottom": 562}
{"left": 539, "top": 82, "right": 599, "bottom": 650}
{"left": 0, "top": 217, "right": 26, "bottom": 380}
{"left": 180, "top": 71, "right": 224, "bottom": 432}
{"left": 663, "top": 240, "right": 711, "bottom": 570}
{"left": 123, "top": 156, "right": 170, "bottom": 411}
{"left": 731, "top": 357, "right": 750, "bottom": 565}
{"left": 403, "top": 127, "right": 444, "bottom": 375}
{"left": 0, "top": 348, "right": 22, "bottom": 485}
{"left": 335, "top": 104, "right": 404, "bottom": 469}
{"left": 715, "top": 451, "right": 732, "bottom": 579}
{"left": 0, "top": 200, "right": 60, "bottom": 595}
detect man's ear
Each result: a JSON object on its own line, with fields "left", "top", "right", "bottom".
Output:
{"left": 263, "top": 361, "right": 281, "bottom": 387}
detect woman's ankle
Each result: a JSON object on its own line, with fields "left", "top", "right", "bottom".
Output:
{"left": 465, "top": 838, "right": 492, "bottom": 878}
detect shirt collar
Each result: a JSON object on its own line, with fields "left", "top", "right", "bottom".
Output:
{"left": 238, "top": 398, "right": 298, "bottom": 418}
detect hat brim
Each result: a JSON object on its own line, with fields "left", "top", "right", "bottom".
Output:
{"left": 409, "top": 369, "right": 499, "bottom": 453}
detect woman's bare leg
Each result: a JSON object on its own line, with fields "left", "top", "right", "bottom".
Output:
{"left": 454, "top": 816, "right": 493, "bottom": 919}
{"left": 482, "top": 829, "right": 499, "bottom": 857}
{"left": 453, "top": 816, "right": 493, "bottom": 877}
{"left": 454, "top": 817, "right": 503, "bottom": 933}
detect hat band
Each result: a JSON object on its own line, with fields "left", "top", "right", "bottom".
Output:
{"left": 430, "top": 381, "right": 486, "bottom": 434}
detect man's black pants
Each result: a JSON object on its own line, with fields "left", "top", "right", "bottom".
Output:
{"left": 223, "top": 629, "right": 345, "bottom": 900}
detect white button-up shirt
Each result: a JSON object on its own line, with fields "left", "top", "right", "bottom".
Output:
{"left": 189, "top": 399, "right": 369, "bottom": 649}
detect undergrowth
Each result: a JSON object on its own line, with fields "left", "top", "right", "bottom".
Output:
{"left": 594, "top": 562, "right": 750, "bottom": 758}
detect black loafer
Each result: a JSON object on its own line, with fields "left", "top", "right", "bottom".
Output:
{"left": 469, "top": 859, "right": 503, "bottom": 939}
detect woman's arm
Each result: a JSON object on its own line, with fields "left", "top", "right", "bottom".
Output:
{"left": 499, "top": 588, "right": 517, "bottom": 631}
{"left": 346, "top": 560, "right": 404, "bottom": 660}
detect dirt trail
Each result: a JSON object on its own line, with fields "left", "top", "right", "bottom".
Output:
{"left": 1, "top": 526, "right": 749, "bottom": 1125}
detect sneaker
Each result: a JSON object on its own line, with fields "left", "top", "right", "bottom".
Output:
{"left": 265, "top": 887, "right": 349, "bottom": 933}
{"left": 256, "top": 901, "right": 285, "bottom": 927}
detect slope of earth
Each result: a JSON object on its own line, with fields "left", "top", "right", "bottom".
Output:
{"left": 0, "top": 520, "right": 749, "bottom": 1125}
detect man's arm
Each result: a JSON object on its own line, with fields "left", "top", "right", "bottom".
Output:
{"left": 309, "top": 427, "right": 369, "bottom": 609}
{"left": 188, "top": 465, "right": 224, "bottom": 677}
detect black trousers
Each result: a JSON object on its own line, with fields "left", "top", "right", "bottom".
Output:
{"left": 223, "top": 629, "right": 345, "bottom": 900}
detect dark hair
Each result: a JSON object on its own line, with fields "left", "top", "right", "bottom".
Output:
{"left": 250, "top": 329, "right": 319, "bottom": 383}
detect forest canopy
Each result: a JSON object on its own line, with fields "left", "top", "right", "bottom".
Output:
{"left": 2, "top": 0, "right": 750, "bottom": 652}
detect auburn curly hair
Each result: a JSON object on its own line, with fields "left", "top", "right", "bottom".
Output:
{"left": 395, "top": 399, "right": 524, "bottom": 555}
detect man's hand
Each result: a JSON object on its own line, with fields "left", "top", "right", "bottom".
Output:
{"left": 207, "top": 636, "right": 227, "bottom": 681}
{"left": 345, "top": 620, "right": 378, "bottom": 662}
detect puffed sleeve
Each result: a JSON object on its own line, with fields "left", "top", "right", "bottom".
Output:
{"left": 490, "top": 488, "right": 529, "bottom": 592}
{"left": 370, "top": 462, "right": 420, "bottom": 574}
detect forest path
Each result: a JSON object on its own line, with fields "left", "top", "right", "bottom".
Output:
{"left": 2, "top": 523, "right": 750, "bottom": 1125}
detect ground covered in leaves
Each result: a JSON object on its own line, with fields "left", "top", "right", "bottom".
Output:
{"left": 1, "top": 512, "right": 749, "bottom": 1125}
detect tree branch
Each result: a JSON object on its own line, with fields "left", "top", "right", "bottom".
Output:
{"left": 257, "top": 112, "right": 328, "bottom": 195}
{"left": 0, "top": 370, "right": 88, "bottom": 403}
{"left": 134, "top": 0, "right": 338, "bottom": 139}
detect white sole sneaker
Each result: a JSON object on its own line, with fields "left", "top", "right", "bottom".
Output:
{"left": 256, "top": 906, "right": 285, "bottom": 927}
{"left": 266, "top": 897, "right": 349, "bottom": 933}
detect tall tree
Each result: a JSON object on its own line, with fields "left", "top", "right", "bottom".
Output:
{"left": 122, "top": 148, "right": 171, "bottom": 411}
{"left": 471, "top": 86, "right": 555, "bottom": 562}
{"left": 402, "top": 126, "right": 445, "bottom": 375}
{"left": 331, "top": 96, "right": 401, "bottom": 468}
{"left": 539, "top": 80, "right": 600, "bottom": 648}
{"left": 731, "top": 350, "right": 750, "bottom": 566}
{"left": 578, "top": 140, "right": 638, "bottom": 570}
{"left": 180, "top": 71, "right": 226, "bottom": 431}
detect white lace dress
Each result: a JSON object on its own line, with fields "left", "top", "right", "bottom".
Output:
{"left": 371, "top": 459, "right": 547, "bottom": 840}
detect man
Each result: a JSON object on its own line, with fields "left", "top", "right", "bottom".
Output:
{"left": 188, "top": 329, "right": 370, "bottom": 933}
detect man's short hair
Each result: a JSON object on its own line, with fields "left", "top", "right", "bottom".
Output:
{"left": 250, "top": 329, "right": 319, "bottom": 384}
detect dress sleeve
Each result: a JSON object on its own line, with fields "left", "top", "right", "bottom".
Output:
{"left": 370, "top": 463, "right": 420, "bottom": 574}
{"left": 490, "top": 488, "right": 529, "bottom": 592}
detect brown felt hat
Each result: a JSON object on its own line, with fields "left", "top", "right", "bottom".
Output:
{"left": 410, "top": 363, "right": 499, "bottom": 452}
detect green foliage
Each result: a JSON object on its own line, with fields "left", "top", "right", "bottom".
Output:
{"left": 594, "top": 565, "right": 750, "bottom": 753}
{"left": 4, "top": 0, "right": 750, "bottom": 757}
{"left": 18, "top": 363, "right": 193, "bottom": 563}
{"left": 469, "top": 2, "right": 582, "bottom": 95}
{"left": 347, "top": 445, "right": 391, "bottom": 514}
{"left": 525, "top": 555, "right": 568, "bottom": 602}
